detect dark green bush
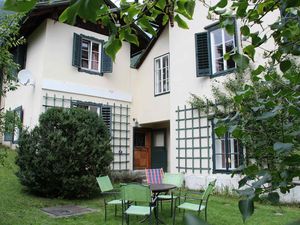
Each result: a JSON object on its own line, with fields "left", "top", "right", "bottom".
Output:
{"left": 16, "top": 107, "right": 113, "bottom": 198}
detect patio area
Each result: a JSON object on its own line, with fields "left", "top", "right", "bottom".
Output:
{"left": 1, "top": 150, "right": 299, "bottom": 225}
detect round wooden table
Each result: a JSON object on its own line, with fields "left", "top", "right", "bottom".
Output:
{"left": 150, "top": 183, "right": 177, "bottom": 194}
{"left": 149, "top": 183, "right": 177, "bottom": 224}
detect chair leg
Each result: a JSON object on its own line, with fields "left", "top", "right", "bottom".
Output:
{"left": 104, "top": 203, "right": 107, "bottom": 221}
{"left": 205, "top": 207, "right": 207, "bottom": 221}
{"left": 173, "top": 206, "right": 176, "bottom": 225}
{"left": 170, "top": 198, "right": 173, "bottom": 217}
{"left": 160, "top": 200, "right": 163, "bottom": 212}
{"left": 115, "top": 205, "right": 117, "bottom": 216}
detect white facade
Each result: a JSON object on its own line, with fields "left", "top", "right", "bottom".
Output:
{"left": 3, "top": 2, "right": 299, "bottom": 202}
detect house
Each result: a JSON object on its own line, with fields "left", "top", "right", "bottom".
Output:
{"left": 2, "top": 0, "right": 299, "bottom": 202}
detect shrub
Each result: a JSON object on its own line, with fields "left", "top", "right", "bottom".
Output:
{"left": 16, "top": 107, "right": 113, "bottom": 198}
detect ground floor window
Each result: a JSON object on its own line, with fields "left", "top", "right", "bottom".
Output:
{"left": 4, "top": 106, "right": 23, "bottom": 144}
{"left": 212, "top": 123, "right": 243, "bottom": 173}
{"left": 72, "top": 101, "right": 112, "bottom": 132}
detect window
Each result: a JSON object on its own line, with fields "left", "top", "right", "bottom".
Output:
{"left": 4, "top": 106, "right": 23, "bottom": 144}
{"left": 210, "top": 28, "right": 236, "bottom": 74}
{"left": 154, "top": 54, "right": 169, "bottom": 95}
{"left": 81, "top": 39, "right": 101, "bottom": 71}
{"left": 212, "top": 125, "right": 243, "bottom": 173}
{"left": 72, "top": 33, "right": 113, "bottom": 75}
{"left": 195, "top": 22, "right": 237, "bottom": 77}
{"left": 72, "top": 101, "right": 112, "bottom": 131}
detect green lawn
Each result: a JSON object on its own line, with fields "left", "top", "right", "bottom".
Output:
{"left": 0, "top": 149, "right": 299, "bottom": 225}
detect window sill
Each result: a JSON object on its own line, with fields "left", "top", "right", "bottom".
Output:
{"left": 154, "top": 91, "right": 170, "bottom": 97}
{"left": 213, "top": 169, "right": 235, "bottom": 174}
{"left": 78, "top": 68, "right": 103, "bottom": 76}
{"left": 210, "top": 68, "right": 236, "bottom": 78}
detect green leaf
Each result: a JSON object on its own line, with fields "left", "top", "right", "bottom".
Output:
{"left": 233, "top": 53, "right": 250, "bottom": 70}
{"left": 104, "top": 36, "right": 122, "bottom": 62}
{"left": 256, "top": 111, "right": 277, "bottom": 120}
{"left": 162, "top": 14, "right": 169, "bottom": 26}
{"left": 137, "top": 16, "right": 157, "bottom": 36}
{"left": 280, "top": 60, "right": 292, "bottom": 73}
{"left": 59, "top": 0, "right": 102, "bottom": 24}
{"left": 286, "top": 0, "right": 300, "bottom": 8}
{"left": 216, "top": 0, "right": 228, "bottom": 8}
{"left": 267, "top": 192, "right": 280, "bottom": 204}
{"left": 236, "top": 1, "right": 248, "bottom": 18}
{"left": 3, "top": 0, "right": 37, "bottom": 12}
{"left": 243, "top": 45, "right": 255, "bottom": 61}
{"left": 240, "top": 25, "right": 250, "bottom": 36}
{"left": 238, "top": 198, "right": 254, "bottom": 223}
{"left": 215, "top": 124, "right": 227, "bottom": 137}
{"left": 156, "top": 0, "right": 166, "bottom": 10}
{"left": 251, "top": 65, "right": 265, "bottom": 76}
{"left": 273, "top": 142, "right": 294, "bottom": 153}
{"left": 174, "top": 14, "right": 189, "bottom": 29}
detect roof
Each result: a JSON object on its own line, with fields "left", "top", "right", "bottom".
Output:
{"left": 3, "top": 0, "right": 164, "bottom": 68}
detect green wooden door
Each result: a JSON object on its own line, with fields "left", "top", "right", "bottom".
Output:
{"left": 151, "top": 129, "right": 167, "bottom": 171}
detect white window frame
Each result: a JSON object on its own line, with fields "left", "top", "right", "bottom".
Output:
{"left": 81, "top": 38, "right": 102, "bottom": 72}
{"left": 209, "top": 28, "right": 236, "bottom": 75}
{"left": 154, "top": 54, "right": 169, "bottom": 96}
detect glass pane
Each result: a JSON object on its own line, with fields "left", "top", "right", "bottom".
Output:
{"left": 215, "top": 138, "right": 226, "bottom": 169}
{"left": 162, "top": 55, "right": 168, "bottom": 68}
{"left": 225, "top": 41, "right": 234, "bottom": 54}
{"left": 91, "top": 61, "right": 98, "bottom": 70}
{"left": 215, "top": 58, "right": 224, "bottom": 72}
{"left": 215, "top": 155, "right": 226, "bottom": 170}
{"left": 82, "top": 40, "right": 89, "bottom": 50}
{"left": 224, "top": 30, "right": 234, "bottom": 42}
{"left": 92, "top": 43, "right": 99, "bottom": 52}
{"left": 215, "top": 44, "right": 223, "bottom": 58}
{"left": 155, "top": 59, "right": 161, "bottom": 70}
{"left": 82, "top": 50, "right": 88, "bottom": 60}
{"left": 227, "top": 56, "right": 235, "bottom": 69}
{"left": 81, "top": 59, "right": 88, "bottom": 68}
{"left": 92, "top": 51, "right": 98, "bottom": 61}
{"left": 211, "top": 29, "right": 222, "bottom": 45}
{"left": 89, "top": 106, "right": 99, "bottom": 114}
{"left": 153, "top": 131, "right": 164, "bottom": 147}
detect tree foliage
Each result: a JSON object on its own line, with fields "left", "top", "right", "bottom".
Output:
{"left": 191, "top": 62, "right": 300, "bottom": 221}
{"left": 16, "top": 107, "right": 113, "bottom": 198}
{"left": 0, "top": 12, "right": 25, "bottom": 95}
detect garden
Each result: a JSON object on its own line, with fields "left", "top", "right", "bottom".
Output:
{"left": 1, "top": 149, "right": 300, "bottom": 225}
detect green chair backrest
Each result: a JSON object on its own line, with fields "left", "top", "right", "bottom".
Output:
{"left": 162, "top": 173, "right": 184, "bottom": 188}
{"left": 121, "top": 184, "right": 152, "bottom": 203}
{"left": 202, "top": 179, "right": 216, "bottom": 200}
{"left": 96, "top": 176, "right": 114, "bottom": 192}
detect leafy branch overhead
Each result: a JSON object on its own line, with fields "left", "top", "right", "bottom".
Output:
{"left": 3, "top": 0, "right": 195, "bottom": 61}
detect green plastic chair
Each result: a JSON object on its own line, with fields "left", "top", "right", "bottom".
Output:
{"left": 157, "top": 173, "right": 184, "bottom": 217}
{"left": 121, "top": 183, "right": 158, "bottom": 225}
{"left": 172, "top": 179, "right": 216, "bottom": 224}
{"left": 96, "top": 176, "right": 122, "bottom": 221}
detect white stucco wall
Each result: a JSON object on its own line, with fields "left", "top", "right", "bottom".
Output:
{"left": 4, "top": 20, "right": 47, "bottom": 133}
{"left": 131, "top": 26, "right": 170, "bottom": 125}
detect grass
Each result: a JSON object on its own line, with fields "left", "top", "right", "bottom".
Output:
{"left": 0, "top": 149, "right": 299, "bottom": 225}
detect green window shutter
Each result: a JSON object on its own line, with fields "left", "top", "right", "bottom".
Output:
{"left": 72, "top": 33, "right": 82, "bottom": 68}
{"left": 101, "top": 44, "right": 113, "bottom": 73}
{"left": 195, "top": 32, "right": 210, "bottom": 77}
{"left": 100, "top": 105, "right": 112, "bottom": 131}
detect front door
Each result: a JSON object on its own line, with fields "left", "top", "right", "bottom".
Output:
{"left": 151, "top": 129, "right": 167, "bottom": 171}
{"left": 133, "top": 129, "right": 151, "bottom": 170}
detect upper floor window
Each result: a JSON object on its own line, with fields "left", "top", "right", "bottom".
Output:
{"left": 195, "top": 22, "right": 237, "bottom": 77}
{"left": 72, "top": 33, "right": 113, "bottom": 75}
{"left": 154, "top": 54, "right": 169, "bottom": 96}
{"left": 81, "top": 39, "right": 101, "bottom": 72}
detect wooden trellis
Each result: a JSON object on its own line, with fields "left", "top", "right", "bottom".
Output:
{"left": 43, "top": 93, "right": 130, "bottom": 171}
{"left": 176, "top": 105, "right": 211, "bottom": 173}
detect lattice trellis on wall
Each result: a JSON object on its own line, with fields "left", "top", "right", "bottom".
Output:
{"left": 43, "top": 93, "right": 130, "bottom": 171}
{"left": 176, "top": 105, "right": 212, "bottom": 173}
